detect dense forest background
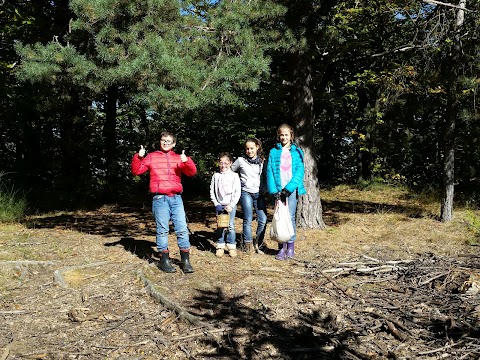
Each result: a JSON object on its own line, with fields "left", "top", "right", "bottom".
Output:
{"left": 1, "top": 0, "right": 479, "bottom": 221}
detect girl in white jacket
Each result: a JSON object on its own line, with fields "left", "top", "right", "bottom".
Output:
{"left": 210, "top": 153, "right": 241, "bottom": 257}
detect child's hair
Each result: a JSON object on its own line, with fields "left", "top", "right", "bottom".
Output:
{"left": 160, "top": 131, "right": 177, "bottom": 143}
{"left": 244, "top": 138, "right": 265, "bottom": 161}
{"left": 218, "top": 152, "right": 234, "bottom": 163}
{"left": 277, "top": 124, "right": 295, "bottom": 142}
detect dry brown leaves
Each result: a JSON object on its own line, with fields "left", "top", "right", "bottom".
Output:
{"left": 1, "top": 186, "right": 480, "bottom": 359}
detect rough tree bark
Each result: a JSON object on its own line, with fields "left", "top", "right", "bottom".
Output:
{"left": 440, "top": 0, "right": 465, "bottom": 222}
{"left": 440, "top": 79, "right": 456, "bottom": 222}
{"left": 292, "top": 51, "right": 326, "bottom": 229}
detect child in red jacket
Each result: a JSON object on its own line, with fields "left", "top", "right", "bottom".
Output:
{"left": 131, "top": 131, "right": 197, "bottom": 273}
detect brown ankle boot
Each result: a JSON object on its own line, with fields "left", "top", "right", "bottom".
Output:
{"left": 245, "top": 242, "right": 254, "bottom": 254}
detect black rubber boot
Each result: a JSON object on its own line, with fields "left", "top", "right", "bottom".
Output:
{"left": 158, "top": 250, "right": 176, "bottom": 273}
{"left": 180, "top": 249, "right": 194, "bottom": 273}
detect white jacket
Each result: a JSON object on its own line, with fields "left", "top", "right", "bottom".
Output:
{"left": 210, "top": 170, "right": 241, "bottom": 207}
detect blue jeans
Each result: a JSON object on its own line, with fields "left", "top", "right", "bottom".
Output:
{"left": 239, "top": 190, "right": 267, "bottom": 244}
{"left": 216, "top": 206, "right": 237, "bottom": 245}
{"left": 152, "top": 194, "right": 190, "bottom": 251}
{"left": 286, "top": 191, "right": 298, "bottom": 242}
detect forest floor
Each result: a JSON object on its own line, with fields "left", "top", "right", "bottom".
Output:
{"left": 1, "top": 185, "right": 480, "bottom": 360}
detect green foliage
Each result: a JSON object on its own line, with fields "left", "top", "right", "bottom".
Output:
{"left": 9, "top": 0, "right": 289, "bottom": 207}
{"left": 0, "top": 174, "right": 27, "bottom": 223}
{"left": 16, "top": 0, "right": 287, "bottom": 109}
{"left": 463, "top": 210, "right": 480, "bottom": 245}
{"left": 2, "top": 0, "right": 480, "bottom": 213}
{"left": 355, "top": 177, "right": 407, "bottom": 192}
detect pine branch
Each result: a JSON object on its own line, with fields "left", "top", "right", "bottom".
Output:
{"left": 422, "top": 0, "right": 475, "bottom": 12}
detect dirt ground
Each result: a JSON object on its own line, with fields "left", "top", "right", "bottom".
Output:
{"left": 1, "top": 191, "right": 480, "bottom": 359}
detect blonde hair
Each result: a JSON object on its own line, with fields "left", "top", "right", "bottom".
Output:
{"left": 277, "top": 123, "right": 294, "bottom": 141}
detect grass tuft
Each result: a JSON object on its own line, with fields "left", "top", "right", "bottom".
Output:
{"left": 0, "top": 174, "right": 27, "bottom": 223}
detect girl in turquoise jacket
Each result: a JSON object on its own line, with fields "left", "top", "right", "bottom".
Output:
{"left": 266, "top": 124, "right": 306, "bottom": 260}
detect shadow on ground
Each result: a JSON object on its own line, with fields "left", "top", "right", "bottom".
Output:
{"left": 322, "top": 198, "right": 432, "bottom": 225}
{"left": 24, "top": 201, "right": 216, "bottom": 237}
{"left": 190, "top": 287, "right": 367, "bottom": 359}
{"left": 24, "top": 197, "right": 429, "bottom": 235}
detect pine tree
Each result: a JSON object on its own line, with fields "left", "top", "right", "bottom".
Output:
{"left": 15, "top": 0, "right": 286, "bottom": 199}
{"left": 16, "top": 0, "right": 286, "bottom": 109}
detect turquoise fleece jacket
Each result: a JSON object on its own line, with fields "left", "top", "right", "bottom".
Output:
{"left": 266, "top": 143, "right": 306, "bottom": 196}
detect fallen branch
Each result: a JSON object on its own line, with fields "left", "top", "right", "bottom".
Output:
{"left": 360, "top": 255, "right": 415, "bottom": 264}
{"left": 321, "top": 267, "right": 354, "bottom": 274}
{"left": 137, "top": 268, "right": 214, "bottom": 328}
{"left": 1, "top": 260, "right": 55, "bottom": 266}
{"left": 0, "top": 242, "right": 47, "bottom": 247}
{"left": 417, "top": 340, "right": 464, "bottom": 355}
{"left": 90, "top": 315, "right": 135, "bottom": 337}
{"left": 298, "top": 255, "right": 415, "bottom": 272}
{"left": 362, "top": 255, "right": 381, "bottom": 263}
{"left": 172, "top": 327, "right": 231, "bottom": 341}
{"left": 289, "top": 345, "right": 336, "bottom": 353}
{"left": 179, "top": 344, "right": 191, "bottom": 358}
{"left": 318, "top": 270, "right": 359, "bottom": 300}
{"left": 158, "top": 314, "right": 176, "bottom": 328}
{"left": 356, "top": 265, "right": 407, "bottom": 273}
{"left": 351, "top": 276, "right": 397, "bottom": 287}
{"left": 359, "top": 309, "right": 413, "bottom": 336}
{"left": 321, "top": 265, "right": 407, "bottom": 275}
{"left": 386, "top": 320, "right": 407, "bottom": 342}
{"left": 67, "top": 308, "right": 117, "bottom": 323}
{"left": 418, "top": 271, "right": 450, "bottom": 286}
{"left": 291, "top": 257, "right": 360, "bottom": 299}
{"left": 0, "top": 310, "right": 28, "bottom": 315}
{"left": 118, "top": 340, "right": 150, "bottom": 349}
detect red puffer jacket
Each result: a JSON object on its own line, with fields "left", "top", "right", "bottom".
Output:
{"left": 131, "top": 150, "right": 197, "bottom": 195}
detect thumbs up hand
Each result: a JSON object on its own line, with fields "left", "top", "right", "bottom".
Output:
{"left": 138, "top": 145, "right": 146, "bottom": 158}
{"left": 180, "top": 150, "right": 187, "bottom": 163}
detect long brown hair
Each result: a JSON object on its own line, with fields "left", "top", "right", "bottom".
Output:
{"left": 244, "top": 138, "right": 265, "bottom": 161}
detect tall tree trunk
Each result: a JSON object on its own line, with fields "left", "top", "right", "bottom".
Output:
{"left": 103, "top": 85, "right": 118, "bottom": 199}
{"left": 292, "top": 51, "right": 326, "bottom": 229}
{"left": 440, "top": 80, "right": 455, "bottom": 222}
{"left": 356, "top": 147, "right": 373, "bottom": 182}
{"left": 60, "top": 96, "right": 75, "bottom": 190}
{"left": 17, "top": 89, "right": 42, "bottom": 190}
{"left": 440, "top": 1, "right": 465, "bottom": 222}
{"left": 139, "top": 106, "right": 150, "bottom": 141}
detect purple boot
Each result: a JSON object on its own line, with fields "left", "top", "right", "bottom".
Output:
{"left": 286, "top": 242, "right": 295, "bottom": 258}
{"left": 275, "top": 242, "right": 287, "bottom": 260}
